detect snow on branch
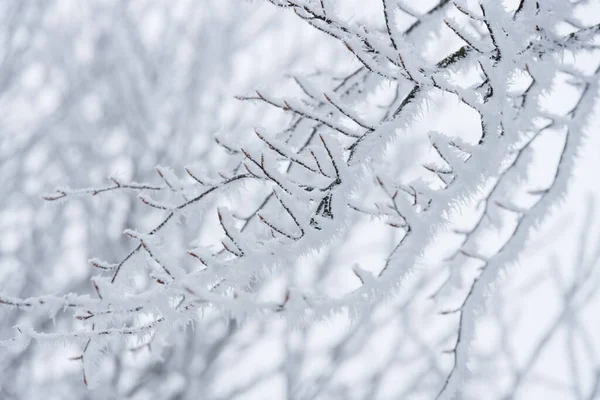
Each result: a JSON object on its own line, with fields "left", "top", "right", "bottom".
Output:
{"left": 3, "top": 0, "right": 598, "bottom": 395}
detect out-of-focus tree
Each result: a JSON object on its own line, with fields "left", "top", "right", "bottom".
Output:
{"left": 1, "top": 0, "right": 600, "bottom": 399}
{"left": 0, "top": 1, "right": 341, "bottom": 398}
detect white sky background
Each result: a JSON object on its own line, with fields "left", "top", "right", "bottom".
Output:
{"left": 1, "top": 0, "right": 599, "bottom": 399}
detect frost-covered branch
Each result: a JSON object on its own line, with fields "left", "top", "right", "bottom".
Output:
{"left": 2, "top": 0, "right": 599, "bottom": 397}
